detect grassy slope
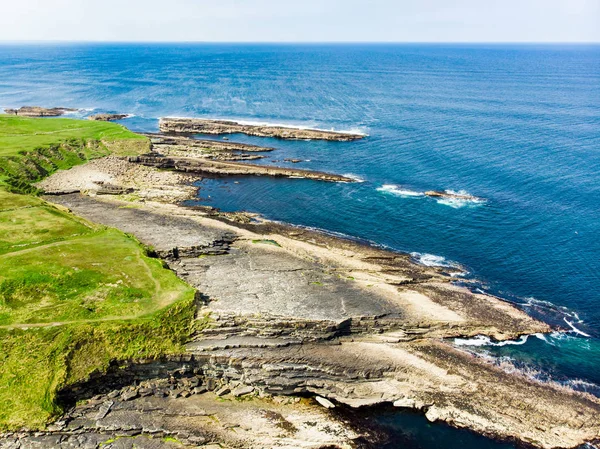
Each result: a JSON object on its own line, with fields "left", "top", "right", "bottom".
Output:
{"left": 0, "top": 115, "right": 149, "bottom": 193}
{"left": 0, "top": 118, "right": 198, "bottom": 430}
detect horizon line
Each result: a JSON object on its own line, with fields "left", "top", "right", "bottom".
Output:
{"left": 0, "top": 40, "right": 599, "bottom": 45}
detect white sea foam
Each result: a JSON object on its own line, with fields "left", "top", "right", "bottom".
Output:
{"left": 454, "top": 334, "right": 531, "bottom": 347}
{"left": 435, "top": 190, "right": 486, "bottom": 209}
{"left": 376, "top": 184, "right": 424, "bottom": 197}
{"left": 168, "top": 116, "right": 369, "bottom": 136}
{"left": 410, "top": 252, "right": 462, "bottom": 269}
{"left": 563, "top": 317, "right": 592, "bottom": 337}
{"left": 342, "top": 173, "right": 365, "bottom": 183}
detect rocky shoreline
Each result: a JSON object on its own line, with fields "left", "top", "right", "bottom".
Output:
{"left": 4, "top": 117, "right": 600, "bottom": 449}
{"left": 159, "top": 118, "right": 366, "bottom": 141}
{"left": 23, "top": 185, "right": 599, "bottom": 449}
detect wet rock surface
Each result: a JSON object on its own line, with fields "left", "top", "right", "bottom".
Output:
{"left": 159, "top": 118, "right": 365, "bottom": 141}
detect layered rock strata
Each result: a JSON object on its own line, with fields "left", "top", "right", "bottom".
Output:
{"left": 129, "top": 154, "right": 355, "bottom": 182}
{"left": 159, "top": 118, "right": 365, "bottom": 141}
{"left": 37, "top": 193, "right": 600, "bottom": 448}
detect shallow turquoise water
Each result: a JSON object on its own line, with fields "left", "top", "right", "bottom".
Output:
{"left": 0, "top": 43, "right": 598, "bottom": 448}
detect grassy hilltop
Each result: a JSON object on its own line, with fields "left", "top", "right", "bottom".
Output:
{"left": 0, "top": 116, "right": 197, "bottom": 430}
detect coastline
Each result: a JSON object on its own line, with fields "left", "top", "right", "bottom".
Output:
{"left": 3, "top": 114, "right": 600, "bottom": 448}
{"left": 32, "top": 153, "right": 600, "bottom": 448}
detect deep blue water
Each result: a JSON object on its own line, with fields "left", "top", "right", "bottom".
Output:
{"left": 1, "top": 43, "right": 599, "bottom": 448}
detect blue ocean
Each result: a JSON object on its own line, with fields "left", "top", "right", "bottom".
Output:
{"left": 1, "top": 43, "right": 599, "bottom": 448}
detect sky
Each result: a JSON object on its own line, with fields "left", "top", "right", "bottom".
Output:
{"left": 0, "top": 0, "right": 599, "bottom": 43}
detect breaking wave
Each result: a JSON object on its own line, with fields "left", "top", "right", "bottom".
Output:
{"left": 435, "top": 190, "right": 487, "bottom": 209}
{"left": 376, "top": 185, "right": 486, "bottom": 208}
{"left": 454, "top": 334, "right": 532, "bottom": 347}
{"left": 342, "top": 173, "right": 366, "bottom": 183}
{"left": 376, "top": 184, "right": 424, "bottom": 197}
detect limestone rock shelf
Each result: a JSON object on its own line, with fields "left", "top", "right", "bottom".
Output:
{"left": 159, "top": 117, "right": 366, "bottom": 141}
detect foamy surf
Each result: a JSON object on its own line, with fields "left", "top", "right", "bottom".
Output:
{"left": 410, "top": 252, "right": 464, "bottom": 270}
{"left": 435, "top": 190, "right": 487, "bottom": 209}
{"left": 454, "top": 334, "right": 531, "bottom": 347}
{"left": 342, "top": 173, "right": 365, "bottom": 183}
{"left": 376, "top": 184, "right": 424, "bottom": 197}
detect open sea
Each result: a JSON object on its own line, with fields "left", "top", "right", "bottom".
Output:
{"left": 0, "top": 43, "right": 599, "bottom": 448}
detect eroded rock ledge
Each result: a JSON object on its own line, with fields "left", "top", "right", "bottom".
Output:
{"left": 129, "top": 154, "right": 355, "bottom": 182}
{"left": 159, "top": 118, "right": 365, "bottom": 141}
{"left": 16, "top": 150, "right": 600, "bottom": 449}
{"left": 33, "top": 192, "right": 600, "bottom": 449}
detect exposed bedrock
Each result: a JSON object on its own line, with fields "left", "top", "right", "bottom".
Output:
{"left": 159, "top": 118, "right": 365, "bottom": 141}
{"left": 3, "top": 106, "right": 78, "bottom": 117}
{"left": 37, "top": 193, "right": 600, "bottom": 449}
{"left": 45, "top": 339, "right": 600, "bottom": 449}
{"left": 144, "top": 133, "right": 275, "bottom": 152}
{"left": 129, "top": 154, "right": 355, "bottom": 182}
{"left": 88, "top": 113, "right": 129, "bottom": 121}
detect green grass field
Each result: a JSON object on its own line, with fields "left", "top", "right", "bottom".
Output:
{"left": 0, "top": 115, "right": 145, "bottom": 156}
{"left": 0, "top": 117, "right": 199, "bottom": 430}
{"left": 0, "top": 115, "right": 149, "bottom": 193}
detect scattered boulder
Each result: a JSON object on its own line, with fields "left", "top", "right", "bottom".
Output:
{"left": 95, "top": 401, "right": 114, "bottom": 420}
{"left": 120, "top": 389, "right": 139, "bottom": 401}
{"left": 231, "top": 386, "right": 254, "bottom": 397}
{"left": 315, "top": 396, "right": 335, "bottom": 409}
{"left": 215, "top": 386, "right": 231, "bottom": 397}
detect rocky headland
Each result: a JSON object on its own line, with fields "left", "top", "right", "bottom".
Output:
{"left": 159, "top": 118, "right": 365, "bottom": 141}
{"left": 3, "top": 106, "right": 78, "bottom": 117}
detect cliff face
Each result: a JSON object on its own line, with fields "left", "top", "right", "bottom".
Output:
{"left": 159, "top": 118, "right": 365, "bottom": 141}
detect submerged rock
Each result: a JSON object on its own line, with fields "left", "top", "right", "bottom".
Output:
{"left": 424, "top": 190, "right": 483, "bottom": 201}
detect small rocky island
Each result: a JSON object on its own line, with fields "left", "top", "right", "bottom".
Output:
{"left": 159, "top": 117, "right": 366, "bottom": 141}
